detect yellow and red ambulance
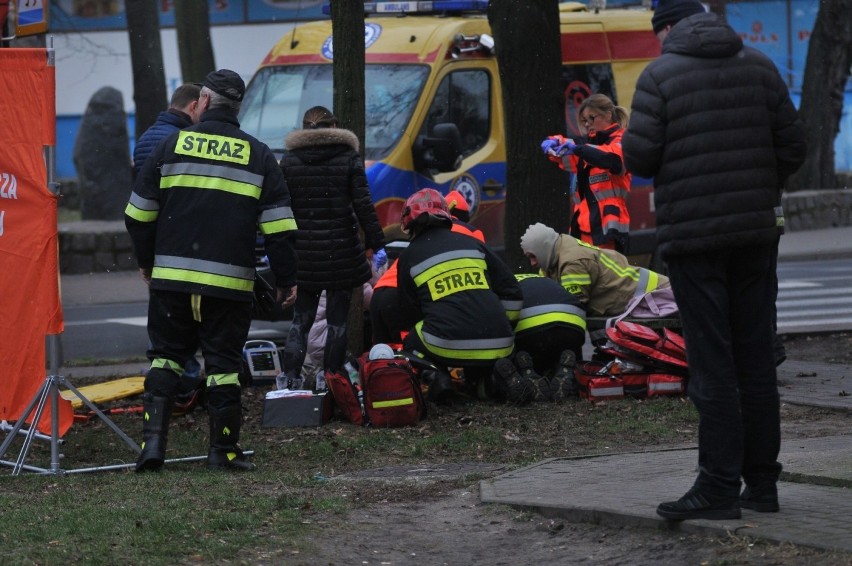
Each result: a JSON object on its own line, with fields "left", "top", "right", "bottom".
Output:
{"left": 239, "top": 1, "right": 659, "bottom": 254}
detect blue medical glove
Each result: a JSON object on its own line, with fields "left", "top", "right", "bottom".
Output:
{"left": 557, "top": 139, "right": 576, "bottom": 156}
{"left": 540, "top": 138, "right": 559, "bottom": 155}
{"left": 373, "top": 248, "right": 388, "bottom": 271}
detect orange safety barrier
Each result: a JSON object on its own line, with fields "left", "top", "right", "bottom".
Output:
{"left": 0, "top": 48, "right": 72, "bottom": 436}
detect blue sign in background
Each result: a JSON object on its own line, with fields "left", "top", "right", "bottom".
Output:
{"left": 50, "top": 0, "right": 328, "bottom": 31}
{"left": 725, "top": 0, "right": 820, "bottom": 92}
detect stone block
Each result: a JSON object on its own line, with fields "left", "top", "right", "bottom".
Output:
{"left": 93, "top": 252, "right": 118, "bottom": 272}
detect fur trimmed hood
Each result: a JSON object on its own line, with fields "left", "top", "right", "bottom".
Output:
{"left": 284, "top": 127, "right": 360, "bottom": 152}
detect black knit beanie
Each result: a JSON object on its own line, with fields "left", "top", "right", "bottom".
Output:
{"left": 652, "top": 0, "right": 706, "bottom": 34}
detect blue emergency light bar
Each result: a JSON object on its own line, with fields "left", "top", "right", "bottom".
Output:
{"left": 322, "top": 1, "right": 489, "bottom": 16}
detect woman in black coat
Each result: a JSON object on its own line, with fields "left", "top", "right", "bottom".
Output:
{"left": 277, "top": 106, "right": 386, "bottom": 390}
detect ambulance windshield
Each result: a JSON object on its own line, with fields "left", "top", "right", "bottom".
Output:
{"left": 240, "top": 64, "right": 429, "bottom": 161}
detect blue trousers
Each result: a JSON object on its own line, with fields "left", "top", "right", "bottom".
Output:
{"left": 666, "top": 243, "right": 782, "bottom": 497}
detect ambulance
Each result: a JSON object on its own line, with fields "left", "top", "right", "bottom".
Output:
{"left": 239, "top": 0, "right": 660, "bottom": 256}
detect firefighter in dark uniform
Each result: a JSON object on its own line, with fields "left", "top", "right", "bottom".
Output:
{"left": 513, "top": 273, "right": 586, "bottom": 401}
{"left": 395, "top": 189, "right": 523, "bottom": 401}
{"left": 125, "top": 69, "right": 298, "bottom": 472}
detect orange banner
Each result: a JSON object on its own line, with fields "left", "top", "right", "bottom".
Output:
{"left": 0, "top": 48, "right": 71, "bottom": 436}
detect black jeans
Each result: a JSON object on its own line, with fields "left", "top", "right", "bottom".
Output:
{"left": 282, "top": 288, "right": 352, "bottom": 378}
{"left": 666, "top": 243, "right": 782, "bottom": 497}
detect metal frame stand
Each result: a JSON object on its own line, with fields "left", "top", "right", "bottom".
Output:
{"left": 0, "top": 334, "right": 141, "bottom": 475}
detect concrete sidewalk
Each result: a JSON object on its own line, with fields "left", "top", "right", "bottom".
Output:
{"left": 777, "top": 226, "right": 852, "bottom": 262}
{"left": 482, "top": 358, "right": 852, "bottom": 555}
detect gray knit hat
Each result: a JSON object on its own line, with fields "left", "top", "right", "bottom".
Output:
{"left": 652, "top": 0, "right": 706, "bottom": 34}
{"left": 520, "top": 223, "right": 559, "bottom": 271}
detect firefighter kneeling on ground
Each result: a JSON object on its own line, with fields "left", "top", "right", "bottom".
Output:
{"left": 394, "top": 188, "right": 527, "bottom": 404}
{"left": 510, "top": 273, "right": 587, "bottom": 403}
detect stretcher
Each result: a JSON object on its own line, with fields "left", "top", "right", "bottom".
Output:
{"left": 60, "top": 376, "right": 145, "bottom": 409}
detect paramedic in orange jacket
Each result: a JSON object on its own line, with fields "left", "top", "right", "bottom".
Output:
{"left": 541, "top": 94, "right": 631, "bottom": 253}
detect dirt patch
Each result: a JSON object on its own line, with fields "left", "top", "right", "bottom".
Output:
{"left": 241, "top": 333, "right": 852, "bottom": 566}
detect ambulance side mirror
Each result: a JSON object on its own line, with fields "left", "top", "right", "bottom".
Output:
{"left": 413, "top": 123, "right": 463, "bottom": 174}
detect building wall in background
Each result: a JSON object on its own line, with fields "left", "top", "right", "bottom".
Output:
{"left": 50, "top": 0, "right": 851, "bottom": 179}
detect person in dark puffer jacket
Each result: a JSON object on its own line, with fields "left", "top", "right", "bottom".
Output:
{"left": 622, "top": 0, "right": 806, "bottom": 522}
{"left": 277, "top": 106, "right": 386, "bottom": 390}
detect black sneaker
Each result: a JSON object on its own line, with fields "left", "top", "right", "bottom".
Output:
{"left": 741, "top": 485, "right": 780, "bottom": 512}
{"left": 657, "top": 487, "right": 741, "bottom": 521}
{"left": 552, "top": 350, "right": 578, "bottom": 401}
{"left": 493, "top": 358, "right": 532, "bottom": 406}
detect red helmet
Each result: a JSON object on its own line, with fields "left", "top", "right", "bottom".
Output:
{"left": 444, "top": 190, "right": 470, "bottom": 214}
{"left": 400, "top": 188, "right": 451, "bottom": 232}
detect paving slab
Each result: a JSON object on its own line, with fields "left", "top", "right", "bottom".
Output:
{"left": 481, "top": 435, "right": 852, "bottom": 554}
{"left": 778, "top": 360, "right": 852, "bottom": 412}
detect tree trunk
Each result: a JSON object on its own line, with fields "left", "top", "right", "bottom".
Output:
{"left": 126, "top": 2, "right": 168, "bottom": 141}
{"left": 788, "top": 0, "right": 852, "bottom": 191}
{"left": 175, "top": 0, "right": 216, "bottom": 84}
{"left": 488, "top": 0, "right": 570, "bottom": 272}
{"left": 330, "top": 1, "right": 368, "bottom": 356}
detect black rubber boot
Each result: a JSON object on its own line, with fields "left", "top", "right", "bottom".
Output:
{"left": 552, "top": 350, "right": 579, "bottom": 401}
{"left": 422, "top": 369, "right": 456, "bottom": 405}
{"left": 207, "top": 386, "right": 255, "bottom": 472}
{"left": 493, "top": 358, "right": 532, "bottom": 406}
{"left": 516, "top": 351, "right": 552, "bottom": 402}
{"left": 135, "top": 393, "right": 173, "bottom": 472}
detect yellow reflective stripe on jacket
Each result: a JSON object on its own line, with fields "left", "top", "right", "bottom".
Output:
{"left": 152, "top": 267, "right": 254, "bottom": 292}
{"left": 151, "top": 358, "right": 184, "bottom": 376}
{"left": 261, "top": 217, "right": 298, "bottom": 234}
{"left": 598, "top": 252, "right": 641, "bottom": 282}
{"left": 160, "top": 173, "right": 261, "bottom": 199}
{"left": 634, "top": 268, "right": 660, "bottom": 296}
{"left": 560, "top": 273, "right": 591, "bottom": 295}
{"left": 515, "top": 308, "right": 587, "bottom": 333}
{"left": 259, "top": 206, "right": 298, "bottom": 235}
{"left": 152, "top": 255, "right": 255, "bottom": 292}
{"left": 415, "top": 322, "right": 514, "bottom": 361}
{"left": 206, "top": 373, "right": 241, "bottom": 387}
{"left": 125, "top": 192, "right": 159, "bottom": 222}
{"left": 174, "top": 131, "right": 251, "bottom": 165}
{"left": 154, "top": 254, "right": 255, "bottom": 278}
{"left": 160, "top": 162, "right": 263, "bottom": 199}
{"left": 503, "top": 299, "right": 523, "bottom": 323}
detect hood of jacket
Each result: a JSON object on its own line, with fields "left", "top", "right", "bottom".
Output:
{"left": 284, "top": 127, "right": 360, "bottom": 154}
{"left": 663, "top": 12, "right": 742, "bottom": 59}
{"left": 520, "top": 223, "right": 559, "bottom": 272}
